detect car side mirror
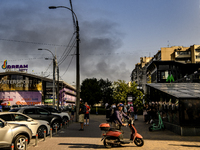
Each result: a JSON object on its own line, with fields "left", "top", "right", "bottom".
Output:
{"left": 27, "top": 118, "right": 33, "bottom": 122}
{"left": 1, "top": 121, "right": 7, "bottom": 127}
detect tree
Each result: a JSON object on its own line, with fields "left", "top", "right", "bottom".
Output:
{"left": 98, "top": 79, "right": 113, "bottom": 105}
{"left": 113, "top": 80, "right": 129, "bottom": 104}
{"left": 113, "top": 80, "right": 144, "bottom": 106}
{"left": 80, "top": 78, "right": 102, "bottom": 106}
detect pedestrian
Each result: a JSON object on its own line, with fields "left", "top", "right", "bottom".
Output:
{"left": 71, "top": 104, "right": 75, "bottom": 121}
{"left": 79, "top": 101, "right": 86, "bottom": 131}
{"left": 134, "top": 104, "right": 138, "bottom": 121}
{"left": 123, "top": 103, "right": 127, "bottom": 115}
{"left": 0, "top": 105, "right": 2, "bottom": 112}
{"left": 84, "top": 102, "right": 91, "bottom": 126}
{"left": 128, "top": 104, "right": 134, "bottom": 120}
{"left": 146, "top": 104, "right": 151, "bottom": 124}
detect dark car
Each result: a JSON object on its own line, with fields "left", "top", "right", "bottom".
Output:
{"left": 9, "top": 106, "right": 62, "bottom": 130}
{"left": 36, "top": 105, "right": 70, "bottom": 123}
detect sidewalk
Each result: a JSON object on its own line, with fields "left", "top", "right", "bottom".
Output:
{"left": 28, "top": 115, "right": 200, "bottom": 150}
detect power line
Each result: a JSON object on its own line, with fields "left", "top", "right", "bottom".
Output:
{"left": 0, "top": 38, "right": 69, "bottom": 47}
{"left": 61, "top": 49, "right": 75, "bottom": 77}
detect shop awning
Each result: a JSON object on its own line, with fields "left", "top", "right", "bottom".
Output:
{"left": 146, "top": 83, "right": 200, "bottom": 99}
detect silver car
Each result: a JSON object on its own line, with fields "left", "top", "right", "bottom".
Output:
{"left": 0, "top": 118, "right": 32, "bottom": 150}
{"left": 0, "top": 112, "right": 50, "bottom": 138}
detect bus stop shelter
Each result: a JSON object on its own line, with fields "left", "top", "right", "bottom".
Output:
{"left": 146, "top": 83, "right": 200, "bottom": 135}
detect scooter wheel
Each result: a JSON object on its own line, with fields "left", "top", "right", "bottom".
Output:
{"left": 134, "top": 138, "right": 144, "bottom": 147}
{"left": 104, "top": 137, "right": 113, "bottom": 148}
{"left": 149, "top": 126, "right": 153, "bottom": 131}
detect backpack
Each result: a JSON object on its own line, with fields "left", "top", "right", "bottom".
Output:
{"left": 106, "top": 108, "right": 116, "bottom": 122}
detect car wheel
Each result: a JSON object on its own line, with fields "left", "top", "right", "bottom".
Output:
{"left": 37, "top": 125, "right": 47, "bottom": 138}
{"left": 14, "top": 135, "right": 27, "bottom": 150}
{"left": 52, "top": 120, "right": 60, "bottom": 130}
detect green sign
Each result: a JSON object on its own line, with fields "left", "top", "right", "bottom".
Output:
{"left": 166, "top": 74, "right": 174, "bottom": 82}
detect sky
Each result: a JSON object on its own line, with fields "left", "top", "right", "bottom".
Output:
{"left": 0, "top": 0, "right": 200, "bottom": 85}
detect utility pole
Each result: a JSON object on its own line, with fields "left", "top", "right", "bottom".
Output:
{"left": 53, "top": 57, "right": 56, "bottom": 108}
{"left": 56, "top": 60, "right": 60, "bottom": 110}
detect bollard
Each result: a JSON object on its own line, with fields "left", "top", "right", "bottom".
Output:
{"left": 55, "top": 125, "right": 57, "bottom": 134}
{"left": 64, "top": 121, "right": 66, "bottom": 129}
{"left": 50, "top": 128, "right": 52, "bottom": 138}
{"left": 11, "top": 143, "right": 14, "bottom": 150}
{"left": 60, "top": 123, "right": 62, "bottom": 129}
{"left": 25, "top": 138, "right": 28, "bottom": 150}
{"left": 35, "top": 133, "right": 38, "bottom": 146}
{"left": 44, "top": 130, "right": 46, "bottom": 141}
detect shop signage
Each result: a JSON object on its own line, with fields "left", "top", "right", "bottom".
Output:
{"left": 2, "top": 60, "right": 28, "bottom": 71}
{"left": 166, "top": 74, "right": 174, "bottom": 82}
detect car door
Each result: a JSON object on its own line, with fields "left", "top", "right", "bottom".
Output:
{"left": 22, "top": 108, "right": 38, "bottom": 119}
{"left": 35, "top": 108, "right": 52, "bottom": 123}
{"left": 0, "top": 119, "right": 12, "bottom": 148}
{"left": 11, "top": 113, "right": 38, "bottom": 136}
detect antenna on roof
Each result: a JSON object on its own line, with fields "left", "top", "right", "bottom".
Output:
{"left": 167, "top": 41, "right": 170, "bottom": 47}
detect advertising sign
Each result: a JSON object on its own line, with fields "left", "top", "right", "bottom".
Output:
{"left": 2, "top": 60, "right": 28, "bottom": 72}
{"left": 0, "top": 91, "right": 42, "bottom": 106}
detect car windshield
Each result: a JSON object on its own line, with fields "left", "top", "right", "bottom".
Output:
{"left": 9, "top": 109, "right": 20, "bottom": 112}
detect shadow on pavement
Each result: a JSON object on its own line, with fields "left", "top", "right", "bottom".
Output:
{"left": 169, "top": 144, "right": 200, "bottom": 148}
{"left": 58, "top": 143, "right": 135, "bottom": 149}
{"left": 55, "top": 114, "right": 200, "bottom": 143}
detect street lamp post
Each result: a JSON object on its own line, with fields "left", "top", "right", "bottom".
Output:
{"left": 38, "top": 48, "right": 56, "bottom": 108}
{"left": 49, "top": 6, "right": 80, "bottom": 122}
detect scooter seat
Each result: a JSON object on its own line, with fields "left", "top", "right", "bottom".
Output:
{"left": 109, "top": 128, "right": 123, "bottom": 133}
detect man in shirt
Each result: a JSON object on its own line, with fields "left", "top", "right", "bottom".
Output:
{"left": 79, "top": 101, "right": 86, "bottom": 131}
{"left": 84, "top": 102, "right": 90, "bottom": 126}
{"left": 113, "top": 103, "right": 129, "bottom": 130}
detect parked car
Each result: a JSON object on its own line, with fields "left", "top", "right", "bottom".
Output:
{"left": 0, "top": 118, "right": 32, "bottom": 150}
{"left": 9, "top": 106, "right": 62, "bottom": 130}
{"left": 37, "top": 105, "right": 70, "bottom": 123}
{"left": 0, "top": 112, "right": 50, "bottom": 138}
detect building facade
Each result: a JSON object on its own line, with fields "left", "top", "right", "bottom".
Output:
{"left": 0, "top": 71, "right": 76, "bottom": 106}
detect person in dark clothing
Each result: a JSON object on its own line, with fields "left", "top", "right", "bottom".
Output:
{"left": 79, "top": 101, "right": 86, "bottom": 131}
{"left": 113, "top": 103, "right": 129, "bottom": 130}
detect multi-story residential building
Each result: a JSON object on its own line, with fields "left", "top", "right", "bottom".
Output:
{"left": 130, "top": 57, "right": 152, "bottom": 92}
{"left": 131, "top": 45, "right": 200, "bottom": 92}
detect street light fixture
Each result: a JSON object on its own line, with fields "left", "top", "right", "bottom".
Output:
{"left": 49, "top": 6, "right": 80, "bottom": 122}
{"left": 38, "top": 48, "right": 56, "bottom": 108}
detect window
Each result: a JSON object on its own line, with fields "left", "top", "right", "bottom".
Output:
{"left": 0, "top": 120, "right": 3, "bottom": 127}
{"left": 195, "top": 49, "right": 200, "bottom": 52}
{"left": 24, "top": 108, "right": 35, "bottom": 114}
{"left": 13, "top": 114, "right": 28, "bottom": 121}
{"left": 36, "top": 108, "right": 49, "bottom": 115}
{"left": 0, "top": 114, "right": 12, "bottom": 121}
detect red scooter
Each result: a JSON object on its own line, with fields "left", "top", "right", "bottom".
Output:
{"left": 99, "top": 119, "right": 144, "bottom": 148}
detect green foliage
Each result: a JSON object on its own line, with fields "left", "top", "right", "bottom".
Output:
{"left": 113, "top": 80, "right": 144, "bottom": 106}
{"left": 80, "top": 78, "right": 102, "bottom": 106}
{"left": 80, "top": 78, "right": 113, "bottom": 106}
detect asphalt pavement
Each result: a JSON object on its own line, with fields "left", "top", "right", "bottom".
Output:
{"left": 27, "top": 114, "right": 200, "bottom": 150}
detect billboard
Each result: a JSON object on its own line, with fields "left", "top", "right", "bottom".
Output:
{"left": 0, "top": 91, "right": 42, "bottom": 106}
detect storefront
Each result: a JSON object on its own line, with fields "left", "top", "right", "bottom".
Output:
{"left": 146, "top": 83, "right": 200, "bottom": 135}
{"left": 0, "top": 71, "right": 76, "bottom": 107}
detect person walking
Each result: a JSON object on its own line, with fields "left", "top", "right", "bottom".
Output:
{"left": 79, "top": 101, "right": 86, "bottom": 131}
{"left": 71, "top": 104, "right": 75, "bottom": 121}
{"left": 134, "top": 104, "right": 138, "bottom": 121}
{"left": 128, "top": 104, "right": 134, "bottom": 120}
{"left": 84, "top": 102, "right": 90, "bottom": 126}
{"left": 123, "top": 103, "right": 128, "bottom": 115}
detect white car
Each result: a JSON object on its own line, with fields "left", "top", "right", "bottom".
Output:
{"left": 0, "top": 112, "right": 50, "bottom": 138}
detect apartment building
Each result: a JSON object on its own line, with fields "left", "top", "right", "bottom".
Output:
{"left": 131, "top": 45, "right": 200, "bottom": 92}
